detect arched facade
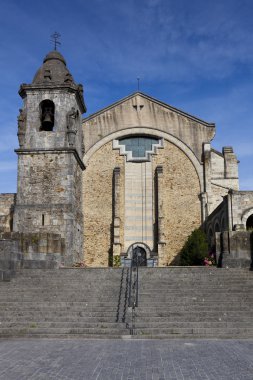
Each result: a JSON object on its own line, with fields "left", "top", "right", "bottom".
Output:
{"left": 83, "top": 136, "right": 201, "bottom": 266}
{"left": 82, "top": 92, "right": 239, "bottom": 267}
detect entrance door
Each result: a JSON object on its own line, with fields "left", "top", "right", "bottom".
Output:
{"left": 132, "top": 246, "right": 147, "bottom": 267}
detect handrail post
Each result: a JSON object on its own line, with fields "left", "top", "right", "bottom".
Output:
{"left": 136, "top": 254, "right": 139, "bottom": 307}
{"left": 128, "top": 258, "right": 133, "bottom": 307}
{"left": 127, "top": 247, "right": 141, "bottom": 335}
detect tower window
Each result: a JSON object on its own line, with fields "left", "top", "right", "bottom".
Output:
{"left": 40, "top": 100, "right": 55, "bottom": 131}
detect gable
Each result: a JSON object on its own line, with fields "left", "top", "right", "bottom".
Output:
{"left": 83, "top": 92, "right": 215, "bottom": 162}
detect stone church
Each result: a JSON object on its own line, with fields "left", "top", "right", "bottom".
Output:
{"left": 0, "top": 50, "right": 253, "bottom": 270}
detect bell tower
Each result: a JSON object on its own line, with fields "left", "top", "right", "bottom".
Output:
{"left": 13, "top": 50, "right": 86, "bottom": 265}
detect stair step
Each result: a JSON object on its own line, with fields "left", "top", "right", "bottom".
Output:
{"left": 1, "top": 267, "right": 252, "bottom": 339}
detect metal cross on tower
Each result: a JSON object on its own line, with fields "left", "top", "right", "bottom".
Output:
{"left": 51, "top": 32, "right": 61, "bottom": 50}
{"left": 137, "top": 77, "right": 140, "bottom": 91}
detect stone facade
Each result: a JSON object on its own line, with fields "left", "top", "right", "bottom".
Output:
{"left": 0, "top": 194, "right": 15, "bottom": 232}
{"left": 83, "top": 137, "right": 200, "bottom": 266}
{"left": 0, "top": 238, "right": 21, "bottom": 280}
{"left": 1, "top": 50, "right": 253, "bottom": 269}
{"left": 82, "top": 92, "right": 244, "bottom": 266}
{"left": 13, "top": 51, "right": 86, "bottom": 265}
{"left": 205, "top": 190, "right": 253, "bottom": 267}
{"left": 83, "top": 141, "right": 125, "bottom": 267}
{"left": 1, "top": 51, "right": 86, "bottom": 268}
{"left": 152, "top": 140, "right": 201, "bottom": 265}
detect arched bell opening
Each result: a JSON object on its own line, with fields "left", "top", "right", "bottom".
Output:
{"left": 40, "top": 99, "right": 55, "bottom": 131}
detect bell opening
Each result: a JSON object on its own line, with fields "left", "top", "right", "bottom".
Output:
{"left": 40, "top": 100, "right": 55, "bottom": 131}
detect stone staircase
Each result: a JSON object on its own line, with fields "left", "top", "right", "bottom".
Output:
{"left": 0, "top": 268, "right": 130, "bottom": 338}
{"left": 135, "top": 267, "right": 253, "bottom": 338}
{"left": 0, "top": 267, "right": 252, "bottom": 338}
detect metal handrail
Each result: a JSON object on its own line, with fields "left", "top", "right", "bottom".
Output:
{"left": 128, "top": 251, "right": 140, "bottom": 308}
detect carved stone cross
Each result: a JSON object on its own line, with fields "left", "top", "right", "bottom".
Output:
{"left": 133, "top": 97, "right": 144, "bottom": 112}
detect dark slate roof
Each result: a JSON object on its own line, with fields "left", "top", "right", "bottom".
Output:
{"left": 32, "top": 50, "right": 75, "bottom": 85}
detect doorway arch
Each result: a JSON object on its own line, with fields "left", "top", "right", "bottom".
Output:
{"left": 126, "top": 242, "right": 151, "bottom": 267}
{"left": 246, "top": 214, "right": 253, "bottom": 230}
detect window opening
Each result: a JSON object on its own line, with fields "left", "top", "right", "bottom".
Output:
{"left": 119, "top": 136, "right": 159, "bottom": 158}
{"left": 40, "top": 100, "right": 55, "bottom": 131}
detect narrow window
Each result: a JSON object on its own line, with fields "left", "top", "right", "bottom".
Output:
{"left": 42, "top": 214, "right": 45, "bottom": 226}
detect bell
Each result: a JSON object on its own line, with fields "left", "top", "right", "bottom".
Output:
{"left": 41, "top": 108, "right": 54, "bottom": 131}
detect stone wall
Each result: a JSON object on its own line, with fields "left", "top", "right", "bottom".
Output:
{"left": 21, "top": 89, "right": 84, "bottom": 159}
{"left": 216, "top": 230, "right": 253, "bottom": 268}
{"left": 14, "top": 152, "right": 84, "bottom": 264}
{"left": 83, "top": 141, "right": 125, "bottom": 266}
{"left": 230, "top": 191, "right": 253, "bottom": 227}
{"left": 207, "top": 148, "right": 239, "bottom": 214}
{"left": 205, "top": 199, "right": 228, "bottom": 248}
{"left": 0, "top": 231, "right": 63, "bottom": 277}
{"left": 0, "top": 238, "right": 22, "bottom": 280}
{"left": 83, "top": 139, "right": 201, "bottom": 267}
{"left": 0, "top": 194, "right": 15, "bottom": 233}
{"left": 153, "top": 140, "right": 201, "bottom": 265}
{"left": 209, "top": 184, "right": 228, "bottom": 214}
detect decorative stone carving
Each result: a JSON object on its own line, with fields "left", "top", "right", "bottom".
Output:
{"left": 81, "top": 140, "right": 85, "bottom": 156}
{"left": 44, "top": 69, "right": 51, "bottom": 82}
{"left": 64, "top": 72, "right": 73, "bottom": 84}
{"left": 17, "top": 108, "right": 26, "bottom": 148}
{"left": 66, "top": 107, "right": 77, "bottom": 147}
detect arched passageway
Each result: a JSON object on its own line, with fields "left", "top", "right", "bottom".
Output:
{"left": 246, "top": 214, "right": 253, "bottom": 230}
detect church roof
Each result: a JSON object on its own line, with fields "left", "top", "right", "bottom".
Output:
{"left": 19, "top": 50, "right": 86, "bottom": 113}
{"left": 32, "top": 50, "right": 75, "bottom": 85}
{"left": 84, "top": 91, "right": 215, "bottom": 127}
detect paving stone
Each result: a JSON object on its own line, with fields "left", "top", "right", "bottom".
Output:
{"left": 0, "top": 339, "right": 253, "bottom": 380}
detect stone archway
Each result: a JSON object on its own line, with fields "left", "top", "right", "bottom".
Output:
{"left": 132, "top": 246, "right": 147, "bottom": 267}
{"left": 127, "top": 242, "right": 151, "bottom": 266}
{"left": 246, "top": 214, "right": 253, "bottom": 230}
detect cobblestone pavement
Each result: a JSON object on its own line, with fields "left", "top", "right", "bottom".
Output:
{"left": 0, "top": 339, "right": 252, "bottom": 380}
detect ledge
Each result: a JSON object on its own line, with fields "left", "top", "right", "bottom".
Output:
{"left": 15, "top": 148, "right": 85, "bottom": 170}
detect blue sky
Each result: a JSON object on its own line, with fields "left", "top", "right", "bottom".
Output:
{"left": 0, "top": 0, "right": 253, "bottom": 192}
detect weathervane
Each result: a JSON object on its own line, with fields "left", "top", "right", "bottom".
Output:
{"left": 51, "top": 32, "right": 61, "bottom": 50}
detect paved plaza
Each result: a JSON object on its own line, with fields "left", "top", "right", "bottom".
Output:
{"left": 0, "top": 339, "right": 252, "bottom": 380}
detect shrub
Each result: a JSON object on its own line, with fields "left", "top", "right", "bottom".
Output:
{"left": 180, "top": 229, "right": 208, "bottom": 266}
{"left": 113, "top": 255, "right": 121, "bottom": 268}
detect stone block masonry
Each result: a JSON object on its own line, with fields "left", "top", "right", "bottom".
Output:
{"left": 13, "top": 151, "right": 84, "bottom": 265}
{"left": 153, "top": 140, "right": 201, "bottom": 265}
{"left": 0, "top": 194, "right": 15, "bottom": 233}
{"left": 83, "top": 141, "right": 125, "bottom": 267}
{"left": 0, "top": 238, "right": 21, "bottom": 280}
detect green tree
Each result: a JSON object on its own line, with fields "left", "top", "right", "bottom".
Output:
{"left": 180, "top": 229, "right": 208, "bottom": 266}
